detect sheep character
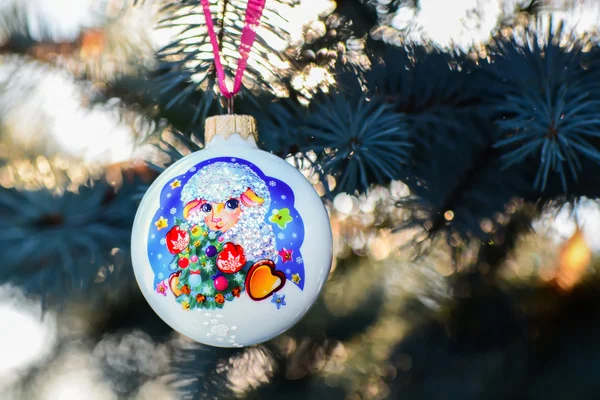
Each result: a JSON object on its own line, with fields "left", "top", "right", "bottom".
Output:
{"left": 179, "top": 161, "right": 278, "bottom": 263}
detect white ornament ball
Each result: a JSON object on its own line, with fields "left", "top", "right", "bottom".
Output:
{"left": 132, "top": 115, "right": 333, "bottom": 347}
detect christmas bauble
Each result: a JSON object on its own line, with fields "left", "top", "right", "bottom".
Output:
{"left": 132, "top": 114, "right": 332, "bottom": 347}
{"left": 188, "top": 273, "right": 202, "bottom": 288}
{"left": 216, "top": 242, "right": 246, "bottom": 274}
{"left": 213, "top": 275, "right": 229, "bottom": 291}
{"left": 165, "top": 226, "right": 189, "bottom": 254}
{"left": 205, "top": 245, "right": 217, "bottom": 258}
{"left": 178, "top": 257, "right": 190, "bottom": 269}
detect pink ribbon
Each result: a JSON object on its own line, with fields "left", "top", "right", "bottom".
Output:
{"left": 200, "top": 0, "right": 266, "bottom": 99}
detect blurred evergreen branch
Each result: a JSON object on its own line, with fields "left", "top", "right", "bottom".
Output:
{"left": 0, "top": 176, "right": 141, "bottom": 302}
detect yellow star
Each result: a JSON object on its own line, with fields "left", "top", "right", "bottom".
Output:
{"left": 292, "top": 273, "right": 301, "bottom": 284}
{"left": 155, "top": 216, "right": 168, "bottom": 230}
{"left": 170, "top": 179, "right": 181, "bottom": 189}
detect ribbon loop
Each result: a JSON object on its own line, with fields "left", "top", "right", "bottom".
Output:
{"left": 200, "top": 0, "right": 266, "bottom": 101}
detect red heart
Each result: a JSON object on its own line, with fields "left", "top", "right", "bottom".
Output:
{"left": 216, "top": 242, "right": 246, "bottom": 274}
{"left": 165, "top": 226, "right": 189, "bottom": 254}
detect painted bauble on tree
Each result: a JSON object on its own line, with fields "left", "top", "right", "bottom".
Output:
{"left": 165, "top": 226, "right": 189, "bottom": 254}
{"left": 132, "top": 115, "right": 332, "bottom": 348}
{"left": 188, "top": 272, "right": 202, "bottom": 288}
{"left": 205, "top": 245, "right": 217, "bottom": 257}
{"left": 216, "top": 242, "right": 246, "bottom": 274}
{"left": 178, "top": 257, "right": 190, "bottom": 269}
{"left": 213, "top": 275, "right": 229, "bottom": 291}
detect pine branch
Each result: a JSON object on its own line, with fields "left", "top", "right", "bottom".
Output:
{"left": 302, "top": 92, "right": 411, "bottom": 195}
{"left": 0, "top": 176, "right": 142, "bottom": 302}
{"left": 485, "top": 20, "right": 600, "bottom": 192}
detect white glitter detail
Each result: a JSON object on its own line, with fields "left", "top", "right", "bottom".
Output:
{"left": 180, "top": 161, "right": 277, "bottom": 261}
{"left": 296, "top": 257, "right": 303, "bottom": 263}
{"left": 157, "top": 254, "right": 163, "bottom": 259}
{"left": 166, "top": 193, "right": 172, "bottom": 198}
{"left": 160, "top": 238, "right": 166, "bottom": 245}
{"left": 292, "top": 233, "right": 297, "bottom": 238}
{"left": 281, "top": 195, "right": 286, "bottom": 200}
{"left": 233, "top": 273, "right": 244, "bottom": 283}
{"left": 190, "top": 167, "right": 197, "bottom": 172}
{"left": 211, "top": 324, "right": 230, "bottom": 336}
{"left": 203, "top": 284, "right": 215, "bottom": 296}
{"left": 277, "top": 233, "right": 285, "bottom": 240}
{"left": 170, "top": 207, "right": 177, "bottom": 215}
{"left": 231, "top": 158, "right": 236, "bottom": 162}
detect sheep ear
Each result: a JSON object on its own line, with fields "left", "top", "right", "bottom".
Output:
{"left": 183, "top": 199, "right": 205, "bottom": 219}
{"left": 240, "top": 188, "right": 264, "bottom": 207}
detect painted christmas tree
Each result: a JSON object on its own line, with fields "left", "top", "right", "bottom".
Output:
{"left": 163, "top": 219, "right": 247, "bottom": 310}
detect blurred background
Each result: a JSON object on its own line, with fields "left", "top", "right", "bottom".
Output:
{"left": 3, "top": 0, "right": 600, "bottom": 399}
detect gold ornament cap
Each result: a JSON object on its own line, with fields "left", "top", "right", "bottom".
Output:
{"left": 204, "top": 114, "right": 258, "bottom": 145}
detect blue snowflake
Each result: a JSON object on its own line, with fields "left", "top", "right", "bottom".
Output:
{"left": 157, "top": 272, "right": 164, "bottom": 280}
{"left": 271, "top": 293, "right": 286, "bottom": 309}
{"left": 285, "top": 268, "right": 291, "bottom": 274}
{"left": 277, "top": 233, "right": 285, "bottom": 240}
{"left": 160, "top": 238, "right": 166, "bottom": 245}
{"left": 231, "top": 158, "right": 237, "bottom": 162}
{"left": 292, "top": 233, "right": 297, "bottom": 239}
{"left": 170, "top": 207, "right": 177, "bottom": 215}
{"left": 208, "top": 231, "right": 217, "bottom": 240}
{"left": 157, "top": 254, "right": 163, "bottom": 260}
{"left": 269, "top": 180, "right": 276, "bottom": 187}
{"left": 150, "top": 234, "right": 156, "bottom": 239}
{"left": 167, "top": 193, "right": 172, "bottom": 198}
{"left": 281, "top": 195, "right": 286, "bottom": 200}
{"left": 296, "top": 257, "right": 303, "bottom": 264}
{"left": 189, "top": 167, "right": 197, "bottom": 172}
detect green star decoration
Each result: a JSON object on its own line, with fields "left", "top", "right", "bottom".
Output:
{"left": 269, "top": 208, "right": 293, "bottom": 229}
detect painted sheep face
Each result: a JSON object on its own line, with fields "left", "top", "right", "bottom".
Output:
{"left": 183, "top": 188, "right": 264, "bottom": 232}
{"left": 201, "top": 199, "right": 242, "bottom": 232}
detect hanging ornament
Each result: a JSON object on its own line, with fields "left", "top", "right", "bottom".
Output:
{"left": 165, "top": 226, "right": 189, "bottom": 254}
{"left": 131, "top": 0, "right": 331, "bottom": 348}
{"left": 217, "top": 242, "right": 246, "bottom": 274}
{"left": 213, "top": 275, "right": 229, "bottom": 291}
{"left": 133, "top": 114, "right": 333, "bottom": 347}
{"left": 188, "top": 271, "right": 202, "bottom": 288}
{"left": 178, "top": 256, "right": 190, "bottom": 269}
